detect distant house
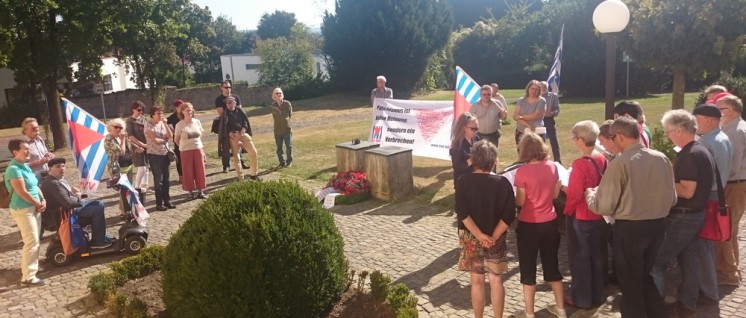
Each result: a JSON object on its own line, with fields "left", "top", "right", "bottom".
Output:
{"left": 220, "top": 53, "right": 329, "bottom": 85}
{"left": 0, "top": 56, "right": 138, "bottom": 108}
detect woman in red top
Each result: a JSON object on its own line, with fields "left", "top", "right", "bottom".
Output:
{"left": 563, "top": 120, "right": 608, "bottom": 309}
{"left": 513, "top": 133, "right": 565, "bottom": 318}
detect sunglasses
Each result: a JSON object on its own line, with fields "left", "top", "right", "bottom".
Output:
{"left": 222, "top": 86, "right": 231, "bottom": 89}
{"left": 467, "top": 126, "right": 479, "bottom": 132}
{"left": 113, "top": 126, "right": 123, "bottom": 130}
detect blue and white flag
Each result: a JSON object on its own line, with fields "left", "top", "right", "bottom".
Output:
{"left": 454, "top": 66, "right": 480, "bottom": 120}
{"left": 63, "top": 98, "right": 109, "bottom": 194}
{"left": 547, "top": 25, "right": 564, "bottom": 93}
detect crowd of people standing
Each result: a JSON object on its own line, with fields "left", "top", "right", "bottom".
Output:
{"left": 451, "top": 81, "right": 746, "bottom": 318}
{"left": 3, "top": 82, "right": 293, "bottom": 287}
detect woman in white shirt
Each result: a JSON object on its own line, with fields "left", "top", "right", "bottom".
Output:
{"left": 174, "top": 102, "right": 208, "bottom": 199}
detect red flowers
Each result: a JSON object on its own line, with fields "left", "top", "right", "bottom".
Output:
{"left": 326, "top": 171, "right": 371, "bottom": 195}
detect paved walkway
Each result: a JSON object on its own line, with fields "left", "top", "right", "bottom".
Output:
{"left": 2, "top": 146, "right": 746, "bottom": 316}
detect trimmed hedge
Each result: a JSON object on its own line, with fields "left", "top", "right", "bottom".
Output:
{"left": 162, "top": 180, "right": 348, "bottom": 318}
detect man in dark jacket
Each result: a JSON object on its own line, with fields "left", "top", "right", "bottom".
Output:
{"left": 218, "top": 96, "right": 258, "bottom": 180}
{"left": 40, "top": 158, "right": 111, "bottom": 248}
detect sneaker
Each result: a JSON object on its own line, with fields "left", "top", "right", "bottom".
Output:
{"left": 277, "top": 163, "right": 286, "bottom": 169}
{"left": 222, "top": 167, "right": 229, "bottom": 173}
{"left": 188, "top": 192, "right": 196, "bottom": 200}
{"left": 547, "top": 304, "right": 567, "bottom": 318}
{"left": 286, "top": 163, "right": 292, "bottom": 168}
{"left": 164, "top": 202, "right": 176, "bottom": 209}
{"left": 241, "top": 163, "right": 250, "bottom": 169}
{"left": 21, "top": 278, "right": 45, "bottom": 287}
{"left": 155, "top": 205, "right": 168, "bottom": 211}
{"left": 511, "top": 310, "right": 535, "bottom": 318}
{"left": 91, "top": 241, "right": 114, "bottom": 249}
{"left": 197, "top": 192, "right": 208, "bottom": 199}
{"left": 249, "top": 175, "right": 259, "bottom": 181}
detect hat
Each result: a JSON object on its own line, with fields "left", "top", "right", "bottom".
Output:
{"left": 692, "top": 103, "right": 721, "bottom": 119}
{"left": 173, "top": 99, "right": 185, "bottom": 107}
{"left": 48, "top": 157, "right": 66, "bottom": 167}
{"left": 706, "top": 92, "right": 733, "bottom": 104}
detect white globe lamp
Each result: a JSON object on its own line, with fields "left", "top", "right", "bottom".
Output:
{"left": 593, "top": 0, "right": 630, "bottom": 119}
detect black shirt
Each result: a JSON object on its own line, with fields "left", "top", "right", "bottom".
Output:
{"left": 225, "top": 108, "right": 248, "bottom": 133}
{"left": 673, "top": 141, "right": 715, "bottom": 210}
{"left": 455, "top": 173, "right": 516, "bottom": 233}
{"left": 449, "top": 136, "right": 481, "bottom": 187}
{"left": 214, "top": 94, "right": 242, "bottom": 111}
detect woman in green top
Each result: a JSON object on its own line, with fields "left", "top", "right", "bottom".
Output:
{"left": 4, "top": 139, "right": 47, "bottom": 286}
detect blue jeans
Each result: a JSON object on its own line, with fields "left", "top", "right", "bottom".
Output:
{"left": 699, "top": 239, "right": 719, "bottom": 300}
{"left": 75, "top": 200, "right": 107, "bottom": 246}
{"left": 570, "top": 218, "right": 607, "bottom": 308}
{"left": 275, "top": 133, "right": 293, "bottom": 165}
{"left": 651, "top": 210, "right": 705, "bottom": 310}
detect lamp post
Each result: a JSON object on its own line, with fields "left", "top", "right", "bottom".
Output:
{"left": 593, "top": 0, "right": 630, "bottom": 120}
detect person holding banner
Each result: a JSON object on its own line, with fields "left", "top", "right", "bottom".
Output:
{"left": 513, "top": 133, "right": 565, "bottom": 318}
{"left": 5, "top": 139, "right": 47, "bottom": 287}
{"left": 513, "top": 80, "right": 547, "bottom": 151}
{"left": 371, "top": 75, "right": 393, "bottom": 106}
{"left": 455, "top": 140, "right": 515, "bottom": 318}
{"left": 450, "top": 112, "right": 481, "bottom": 190}
{"left": 470, "top": 85, "right": 508, "bottom": 149}
{"left": 126, "top": 101, "right": 149, "bottom": 204}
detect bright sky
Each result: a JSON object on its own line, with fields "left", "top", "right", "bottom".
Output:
{"left": 190, "top": 0, "right": 336, "bottom": 31}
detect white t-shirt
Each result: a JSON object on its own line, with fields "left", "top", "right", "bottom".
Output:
{"left": 174, "top": 120, "right": 204, "bottom": 151}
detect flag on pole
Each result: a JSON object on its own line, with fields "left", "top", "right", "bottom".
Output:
{"left": 547, "top": 25, "right": 564, "bottom": 93}
{"left": 62, "top": 98, "right": 109, "bottom": 194}
{"left": 454, "top": 66, "right": 481, "bottom": 120}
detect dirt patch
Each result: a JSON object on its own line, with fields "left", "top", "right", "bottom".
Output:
{"left": 116, "top": 271, "right": 395, "bottom": 318}
{"left": 120, "top": 271, "right": 168, "bottom": 317}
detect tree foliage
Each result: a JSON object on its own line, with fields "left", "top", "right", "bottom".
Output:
{"left": 621, "top": 0, "right": 746, "bottom": 108}
{"left": 255, "top": 24, "right": 317, "bottom": 88}
{"left": 322, "top": 0, "right": 453, "bottom": 95}
{"left": 257, "top": 10, "right": 297, "bottom": 40}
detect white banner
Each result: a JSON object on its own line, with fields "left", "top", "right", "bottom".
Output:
{"left": 369, "top": 98, "right": 454, "bottom": 160}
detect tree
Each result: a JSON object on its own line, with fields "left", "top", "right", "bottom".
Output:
{"left": 255, "top": 24, "right": 316, "bottom": 88}
{"left": 0, "top": 0, "right": 113, "bottom": 149}
{"left": 256, "top": 10, "right": 297, "bottom": 40}
{"left": 322, "top": 0, "right": 453, "bottom": 95}
{"left": 621, "top": 0, "right": 746, "bottom": 109}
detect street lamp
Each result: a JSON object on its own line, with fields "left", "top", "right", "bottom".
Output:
{"left": 593, "top": 0, "right": 630, "bottom": 120}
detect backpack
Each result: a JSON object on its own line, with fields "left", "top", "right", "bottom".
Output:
{"left": 1, "top": 177, "right": 11, "bottom": 209}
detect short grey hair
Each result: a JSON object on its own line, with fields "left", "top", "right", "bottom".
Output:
{"left": 661, "top": 109, "right": 697, "bottom": 135}
{"left": 610, "top": 117, "right": 639, "bottom": 140}
{"left": 572, "top": 120, "right": 600, "bottom": 147}
{"left": 480, "top": 84, "right": 492, "bottom": 93}
{"left": 704, "top": 85, "right": 727, "bottom": 96}
{"left": 470, "top": 140, "right": 498, "bottom": 171}
{"left": 719, "top": 95, "right": 743, "bottom": 114}
{"left": 376, "top": 75, "right": 387, "bottom": 82}
{"left": 107, "top": 118, "right": 127, "bottom": 133}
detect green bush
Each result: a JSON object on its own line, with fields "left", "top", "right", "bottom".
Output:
{"left": 88, "top": 273, "right": 117, "bottom": 303}
{"left": 109, "top": 245, "right": 165, "bottom": 285}
{"left": 397, "top": 307, "right": 419, "bottom": 318}
{"left": 386, "top": 283, "right": 418, "bottom": 312}
{"left": 105, "top": 292, "right": 129, "bottom": 318}
{"left": 162, "top": 180, "right": 348, "bottom": 318}
{"left": 369, "top": 270, "right": 392, "bottom": 301}
{"left": 651, "top": 127, "right": 677, "bottom": 162}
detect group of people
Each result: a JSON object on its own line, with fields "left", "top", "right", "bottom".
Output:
{"left": 3, "top": 82, "right": 295, "bottom": 287}
{"left": 450, "top": 83, "right": 746, "bottom": 318}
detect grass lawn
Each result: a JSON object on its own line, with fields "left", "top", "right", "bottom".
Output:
{"left": 3, "top": 90, "right": 701, "bottom": 210}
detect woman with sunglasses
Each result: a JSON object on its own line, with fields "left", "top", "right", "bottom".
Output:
{"left": 104, "top": 118, "right": 129, "bottom": 176}
{"left": 126, "top": 100, "right": 149, "bottom": 204}
{"left": 450, "top": 112, "right": 481, "bottom": 191}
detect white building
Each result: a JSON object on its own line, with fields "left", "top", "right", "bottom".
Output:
{"left": 220, "top": 53, "right": 328, "bottom": 85}
{"left": 0, "top": 56, "right": 138, "bottom": 108}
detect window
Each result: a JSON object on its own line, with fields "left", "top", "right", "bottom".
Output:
{"left": 245, "top": 64, "right": 260, "bottom": 70}
{"left": 103, "top": 74, "right": 113, "bottom": 91}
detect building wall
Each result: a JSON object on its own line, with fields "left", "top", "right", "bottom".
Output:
{"left": 0, "top": 69, "right": 16, "bottom": 108}
{"left": 67, "top": 84, "right": 274, "bottom": 119}
{"left": 220, "top": 54, "right": 329, "bottom": 85}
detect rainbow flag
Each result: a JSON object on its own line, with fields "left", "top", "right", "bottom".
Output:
{"left": 454, "top": 66, "right": 480, "bottom": 120}
{"left": 63, "top": 98, "right": 109, "bottom": 194}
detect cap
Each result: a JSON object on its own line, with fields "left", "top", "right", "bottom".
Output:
{"left": 173, "top": 100, "right": 185, "bottom": 107}
{"left": 706, "top": 92, "right": 733, "bottom": 104}
{"left": 48, "top": 157, "right": 66, "bottom": 167}
{"left": 692, "top": 103, "right": 721, "bottom": 119}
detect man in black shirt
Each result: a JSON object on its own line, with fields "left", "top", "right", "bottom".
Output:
{"left": 652, "top": 109, "right": 715, "bottom": 317}
{"left": 218, "top": 96, "right": 258, "bottom": 180}
{"left": 214, "top": 80, "right": 247, "bottom": 172}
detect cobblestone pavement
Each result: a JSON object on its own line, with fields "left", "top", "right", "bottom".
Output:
{"left": 2, "top": 152, "right": 746, "bottom": 316}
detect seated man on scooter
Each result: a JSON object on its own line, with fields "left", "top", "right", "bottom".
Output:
{"left": 40, "top": 158, "right": 112, "bottom": 249}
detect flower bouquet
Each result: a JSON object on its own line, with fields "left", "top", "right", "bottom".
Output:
{"left": 324, "top": 170, "right": 371, "bottom": 205}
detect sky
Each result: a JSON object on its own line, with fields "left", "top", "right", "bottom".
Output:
{"left": 190, "top": 0, "right": 336, "bottom": 31}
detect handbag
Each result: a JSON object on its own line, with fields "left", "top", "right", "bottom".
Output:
{"left": 699, "top": 163, "right": 731, "bottom": 241}
{"left": 58, "top": 209, "right": 78, "bottom": 255}
{"left": 70, "top": 213, "right": 88, "bottom": 249}
{"left": 167, "top": 147, "right": 177, "bottom": 162}
{"left": 1, "top": 177, "right": 11, "bottom": 209}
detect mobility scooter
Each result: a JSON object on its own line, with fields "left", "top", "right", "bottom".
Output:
{"left": 46, "top": 170, "right": 149, "bottom": 266}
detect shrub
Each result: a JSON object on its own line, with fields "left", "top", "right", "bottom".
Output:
{"left": 397, "top": 307, "right": 419, "bottom": 318}
{"left": 162, "top": 180, "right": 348, "bottom": 318}
{"left": 105, "top": 292, "right": 128, "bottom": 318}
{"left": 386, "top": 283, "right": 418, "bottom": 312}
{"left": 88, "top": 273, "right": 117, "bottom": 303}
{"left": 651, "top": 127, "right": 677, "bottom": 162}
{"left": 369, "top": 270, "right": 392, "bottom": 301}
{"left": 108, "top": 245, "right": 165, "bottom": 285}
